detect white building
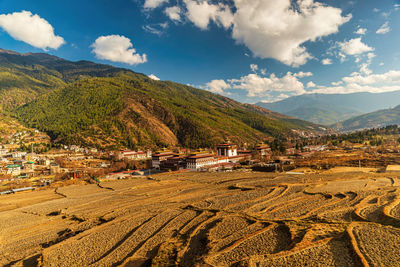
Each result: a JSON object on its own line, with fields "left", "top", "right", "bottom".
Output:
{"left": 217, "top": 142, "right": 237, "bottom": 157}
{"left": 186, "top": 152, "right": 216, "bottom": 170}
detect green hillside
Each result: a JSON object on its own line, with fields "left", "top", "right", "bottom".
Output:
{"left": 1, "top": 49, "right": 328, "bottom": 149}
{"left": 333, "top": 105, "right": 400, "bottom": 132}
{"left": 15, "top": 72, "right": 325, "bottom": 149}
{"left": 0, "top": 49, "right": 123, "bottom": 109}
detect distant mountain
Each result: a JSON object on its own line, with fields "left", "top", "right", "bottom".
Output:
{"left": 333, "top": 105, "right": 400, "bottom": 132}
{"left": 256, "top": 92, "right": 400, "bottom": 125}
{"left": 1, "top": 49, "right": 328, "bottom": 149}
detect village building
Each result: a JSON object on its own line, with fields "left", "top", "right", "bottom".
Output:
{"left": 161, "top": 156, "right": 187, "bottom": 171}
{"left": 117, "top": 150, "right": 152, "bottom": 161}
{"left": 6, "top": 164, "right": 21, "bottom": 176}
{"left": 39, "top": 158, "right": 51, "bottom": 166}
{"left": 152, "top": 150, "right": 175, "bottom": 169}
{"left": 12, "top": 151, "right": 27, "bottom": 159}
{"left": 217, "top": 142, "right": 238, "bottom": 157}
{"left": 50, "top": 163, "right": 61, "bottom": 174}
{"left": 24, "top": 161, "right": 35, "bottom": 171}
{"left": 255, "top": 143, "right": 271, "bottom": 157}
{"left": 186, "top": 152, "right": 216, "bottom": 170}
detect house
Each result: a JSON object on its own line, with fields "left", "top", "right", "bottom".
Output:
{"left": 255, "top": 143, "right": 271, "bottom": 157}
{"left": 217, "top": 142, "right": 238, "bottom": 157}
{"left": 117, "top": 150, "right": 152, "bottom": 161}
{"left": 39, "top": 158, "right": 51, "bottom": 166}
{"left": 152, "top": 150, "right": 175, "bottom": 169}
{"left": 6, "top": 164, "right": 21, "bottom": 176}
{"left": 161, "top": 156, "right": 187, "bottom": 171}
{"left": 12, "top": 151, "right": 27, "bottom": 159}
{"left": 186, "top": 152, "right": 216, "bottom": 170}
{"left": 50, "top": 163, "right": 61, "bottom": 174}
{"left": 24, "top": 161, "right": 35, "bottom": 171}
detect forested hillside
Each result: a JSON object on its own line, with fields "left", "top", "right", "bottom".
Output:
{"left": 1, "top": 49, "right": 328, "bottom": 149}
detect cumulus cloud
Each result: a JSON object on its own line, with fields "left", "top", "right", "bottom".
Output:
{"left": 165, "top": 6, "right": 181, "bottom": 21}
{"left": 144, "top": 0, "right": 168, "bottom": 9}
{"left": 229, "top": 72, "right": 306, "bottom": 97}
{"left": 0, "top": 11, "right": 65, "bottom": 50}
{"left": 204, "top": 79, "right": 231, "bottom": 93}
{"left": 160, "top": 1, "right": 351, "bottom": 66}
{"left": 183, "top": 0, "right": 233, "bottom": 30}
{"left": 231, "top": 0, "right": 351, "bottom": 67}
{"left": 321, "top": 58, "right": 333, "bottom": 65}
{"left": 91, "top": 35, "right": 147, "bottom": 65}
{"left": 148, "top": 74, "right": 160, "bottom": 80}
{"left": 355, "top": 27, "right": 366, "bottom": 35}
{"left": 376, "top": 21, "right": 390, "bottom": 34}
{"left": 310, "top": 70, "right": 400, "bottom": 95}
{"left": 338, "top": 37, "right": 374, "bottom": 56}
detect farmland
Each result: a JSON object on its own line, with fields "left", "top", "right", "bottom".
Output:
{"left": 1, "top": 170, "right": 400, "bottom": 266}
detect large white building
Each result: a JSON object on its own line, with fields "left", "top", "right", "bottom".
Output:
{"left": 186, "top": 152, "right": 216, "bottom": 170}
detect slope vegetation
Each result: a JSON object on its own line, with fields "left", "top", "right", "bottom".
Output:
{"left": 15, "top": 72, "right": 323, "bottom": 149}
{"left": 1, "top": 48, "right": 327, "bottom": 148}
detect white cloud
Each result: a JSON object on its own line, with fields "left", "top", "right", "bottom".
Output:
{"left": 183, "top": 0, "right": 233, "bottom": 30}
{"left": 230, "top": 0, "right": 351, "bottom": 67}
{"left": 311, "top": 70, "right": 400, "bottom": 95}
{"left": 260, "top": 68, "right": 267, "bottom": 75}
{"left": 148, "top": 74, "right": 160, "bottom": 80}
{"left": 307, "top": 81, "right": 316, "bottom": 88}
{"left": 355, "top": 27, "right": 366, "bottom": 35}
{"left": 379, "top": 62, "right": 385, "bottom": 66}
{"left": 142, "top": 22, "right": 168, "bottom": 35}
{"left": 294, "top": 71, "right": 313, "bottom": 78}
{"left": 0, "top": 11, "right": 65, "bottom": 50}
{"left": 204, "top": 79, "right": 231, "bottom": 93}
{"left": 338, "top": 37, "right": 374, "bottom": 56}
{"left": 250, "top": 64, "right": 258, "bottom": 72}
{"left": 321, "top": 58, "right": 333, "bottom": 65}
{"left": 177, "top": 0, "right": 350, "bottom": 67}
{"left": 229, "top": 72, "right": 306, "bottom": 97}
{"left": 91, "top": 35, "right": 147, "bottom": 65}
{"left": 144, "top": 0, "right": 168, "bottom": 9}
{"left": 165, "top": 6, "right": 181, "bottom": 21}
{"left": 376, "top": 21, "right": 390, "bottom": 34}
{"left": 373, "top": 8, "right": 380, "bottom": 13}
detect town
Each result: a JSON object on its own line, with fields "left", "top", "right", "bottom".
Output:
{"left": 4, "top": 125, "right": 400, "bottom": 194}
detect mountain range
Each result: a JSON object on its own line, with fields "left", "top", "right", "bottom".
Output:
{"left": 0, "top": 49, "right": 327, "bottom": 149}
{"left": 333, "top": 105, "right": 400, "bottom": 132}
{"left": 257, "top": 92, "right": 400, "bottom": 126}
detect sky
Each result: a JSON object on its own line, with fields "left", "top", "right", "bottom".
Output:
{"left": 1, "top": 0, "right": 400, "bottom": 104}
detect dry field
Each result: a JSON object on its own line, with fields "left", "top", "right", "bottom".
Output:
{"left": 1, "top": 170, "right": 400, "bottom": 266}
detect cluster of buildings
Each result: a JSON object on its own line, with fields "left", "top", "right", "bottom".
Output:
{"left": 151, "top": 142, "right": 272, "bottom": 171}
{"left": 0, "top": 146, "right": 62, "bottom": 180}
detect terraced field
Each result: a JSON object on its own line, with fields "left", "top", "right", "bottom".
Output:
{"left": 1, "top": 170, "right": 400, "bottom": 266}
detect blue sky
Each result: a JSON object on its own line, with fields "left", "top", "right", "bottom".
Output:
{"left": 1, "top": 0, "right": 400, "bottom": 103}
